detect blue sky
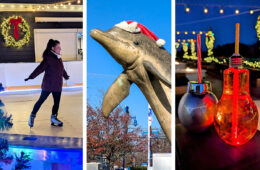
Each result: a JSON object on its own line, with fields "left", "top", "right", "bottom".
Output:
{"left": 176, "top": 0, "right": 260, "bottom": 51}
{"left": 87, "top": 0, "right": 171, "bottom": 131}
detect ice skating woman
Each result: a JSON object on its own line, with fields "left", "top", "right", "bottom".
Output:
{"left": 25, "top": 39, "right": 70, "bottom": 128}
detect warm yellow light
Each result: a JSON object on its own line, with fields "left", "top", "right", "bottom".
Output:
{"left": 60, "top": 4, "right": 63, "bottom": 6}
{"left": 192, "top": 31, "right": 196, "bottom": 35}
{"left": 186, "top": 7, "right": 190, "bottom": 13}
{"left": 204, "top": 8, "right": 208, "bottom": 14}
{"left": 184, "top": 31, "right": 188, "bottom": 35}
{"left": 235, "top": 9, "right": 239, "bottom": 14}
{"left": 77, "top": 0, "right": 81, "bottom": 4}
{"left": 68, "top": 2, "right": 71, "bottom": 5}
{"left": 200, "top": 31, "right": 203, "bottom": 34}
{"left": 220, "top": 9, "right": 224, "bottom": 14}
{"left": 54, "top": 5, "right": 58, "bottom": 9}
{"left": 177, "top": 39, "right": 181, "bottom": 42}
{"left": 217, "top": 114, "right": 222, "bottom": 121}
{"left": 47, "top": 5, "right": 50, "bottom": 9}
{"left": 250, "top": 10, "right": 254, "bottom": 14}
{"left": 186, "top": 67, "right": 193, "bottom": 72}
{"left": 177, "top": 31, "right": 180, "bottom": 35}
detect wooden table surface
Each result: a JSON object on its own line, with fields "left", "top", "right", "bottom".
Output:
{"left": 176, "top": 123, "right": 260, "bottom": 170}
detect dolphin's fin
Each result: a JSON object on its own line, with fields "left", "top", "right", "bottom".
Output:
{"left": 102, "top": 72, "right": 132, "bottom": 117}
{"left": 143, "top": 61, "right": 171, "bottom": 87}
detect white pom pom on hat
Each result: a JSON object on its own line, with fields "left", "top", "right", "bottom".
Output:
{"left": 115, "top": 21, "right": 166, "bottom": 47}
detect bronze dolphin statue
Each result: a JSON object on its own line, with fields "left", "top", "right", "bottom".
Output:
{"left": 90, "top": 22, "right": 171, "bottom": 143}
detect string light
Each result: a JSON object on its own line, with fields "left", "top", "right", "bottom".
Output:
{"left": 68, "top": 2, "right": 71, "bottom": 5}
{"left": 176, "top": 31, "right": 206, "bottom": 35}
{"left": 235, "top": 9, "right": 239, "bottom": 14}
{"left": 186, "top": 7, "right": 190, "bottom": 13}
{"left": 250, "top": 10, "right": 254, "bottom": 14}
{"left": 77, "top": 0, "right": 81, "bottom": 4}
{"left": 204, "top": 8, "right": 208, "bottom": 14}
{"left": 220, "top": 9, "right": 224, "bottom": 14}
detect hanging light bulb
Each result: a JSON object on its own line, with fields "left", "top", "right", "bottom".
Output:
{"left": 184, "top": 31, "right": 188, "bottom": 35}
{"left": 185, "top": 7, "right": 190, "bottom": 13}
{"left": 192, "top": 31, "right": 196, "bottom": 35}
{"left": 178, "top": 39, "right": 181, "bottom": 42}
{"left": 68, "top": 2, "right": 71, "bottom": 5}
{"left": 250, "top": 10, "right": 254, "bottom": 14}
{"left": 204, "top": 8, "right": 208, "bottom": 14}
{"left": 220, "top": 9, "right": 224, "bottom": 14}
{"left": 177, "top": 31, "right": 180, "bottom": 35}
{"left": 235, "top": 9, "right": 239, "bottom": 14}
{"left": 77, "top": 0, "right": 81, "bottom": 4}
{"left": 200, "top": 31, "right": 203, "bottom": 34}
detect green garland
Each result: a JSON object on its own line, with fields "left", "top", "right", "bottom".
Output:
{"left": 1, "top": 16, "right": 30, "bottom": 48}
{"left": 175, "top": 42, "right": 180, "bottom": 58}
{"left": 190, "top": 39, "right": 197, "bottom": 60}
{"left": 205, "top": 30, "right": 215, "bottom": 57}
{"left": 255, "top": 15, "right": 260, "bottom": 41}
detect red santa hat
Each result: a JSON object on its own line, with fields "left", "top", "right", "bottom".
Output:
{"left": 115, "top": 21, "right": 166, "bottom": 47}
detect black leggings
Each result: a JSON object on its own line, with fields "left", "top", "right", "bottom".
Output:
{"left": 31, "top": 90, "right": 61, "bottom": 117}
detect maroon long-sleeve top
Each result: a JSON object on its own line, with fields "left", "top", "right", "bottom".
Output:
{"left": 29, "top": 51, "right": 69, "bottom": 92}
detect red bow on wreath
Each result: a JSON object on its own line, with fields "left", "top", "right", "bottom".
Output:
{"left": 10, "top": 17, "right": 22, "bottom": 40}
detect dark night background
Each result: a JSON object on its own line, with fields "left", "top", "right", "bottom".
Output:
{"left": 176, "top": 0, "right": 260, "bottom": 58}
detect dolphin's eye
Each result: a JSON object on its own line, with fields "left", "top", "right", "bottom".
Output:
{"left": 133, "top": 41, "right": 139, "bottom": 45}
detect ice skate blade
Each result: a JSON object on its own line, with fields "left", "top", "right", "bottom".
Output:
{"left": 51, "top": 123, "right": 63, "bottom": 127}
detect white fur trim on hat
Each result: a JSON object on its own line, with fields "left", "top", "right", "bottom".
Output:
{"left": 156, "top": 39, "right": 166, "bottom": 47}
{"left": 115, "top": 21, "right": 141, "bottom": 33}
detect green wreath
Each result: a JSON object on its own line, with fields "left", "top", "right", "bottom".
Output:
{"left": 1, "top": 16, "right": 30, "bottom": 48}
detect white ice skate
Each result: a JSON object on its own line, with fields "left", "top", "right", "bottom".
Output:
{"left": 28, "top": 114, "right": 35, "bottom": 128}
{"left": 51, "top": 114, "right": 63, "bottom": 126}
